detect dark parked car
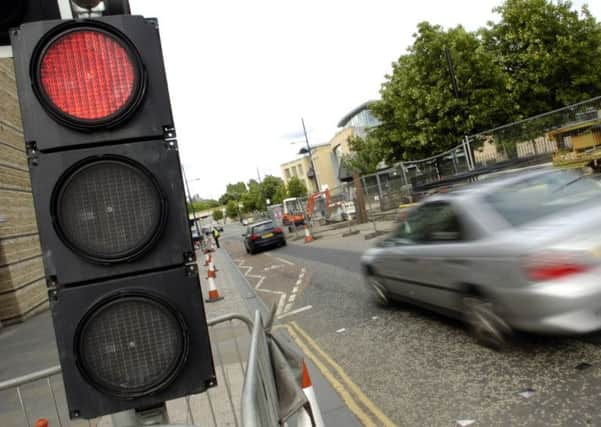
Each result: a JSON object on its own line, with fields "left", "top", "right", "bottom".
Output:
{"left": 243, "top": 220, "right": 286, "bottom": 254}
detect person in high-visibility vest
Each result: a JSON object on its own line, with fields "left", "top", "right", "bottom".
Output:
{"left": 212, "top": 226, "right": 221, "bottom": 248}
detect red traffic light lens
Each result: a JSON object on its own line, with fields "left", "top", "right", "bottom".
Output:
{"left": 36, "top": 27, "right": 145, "bottom": 128}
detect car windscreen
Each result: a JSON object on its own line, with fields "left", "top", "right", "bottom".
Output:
{"left": 484, "top": 171, "right": 601, "bottom": 226}
{"left": 252, "top": 222, "right": 275, "bottom": 233}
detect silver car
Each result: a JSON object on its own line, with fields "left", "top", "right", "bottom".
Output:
{"left": 361, "top": 168, "right": 601, "bottom": 348}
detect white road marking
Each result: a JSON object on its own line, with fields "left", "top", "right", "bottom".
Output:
{"left": 237, "top": 255, "right": 307, "bottom": 318}
{"left": 276, "top": 294, "right": 287, "bottom": 316}
{"left": 276, "top": 257, "right": 295, "bottom": 266}
{"left": 237, "top": 258, "right": 287, "bottom": 315}
{"left": 276, "top": 305, "right": 313, "bottom": 320}
{"left": 336, "top": 328, "right": 346, "bottom": 333}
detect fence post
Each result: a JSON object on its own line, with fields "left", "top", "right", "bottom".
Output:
{"left": 464, "top": 135, "right": 475, "bottom": 170}
{"left": 399, "top": 162, "right": 408, "bottom": 186}
{"left": 354, "top": 174, "right": 368, "bottom": 224}
{"left": 375, "top": 172, "right": 383, "bottom": 202}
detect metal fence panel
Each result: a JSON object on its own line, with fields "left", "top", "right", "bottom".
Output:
{"left": 241, "top": 311, "right": 279, "bottom": 427}
{"left": 0, "top": 314, "right": 255, "bottom": 427}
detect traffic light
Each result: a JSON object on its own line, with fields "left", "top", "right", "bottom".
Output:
{"left": 0, "top": 1, "right": 131, "bottom": 49}
{"left": 11, "top": 15, "right": 216, "bottom": 419}
{"left": 0, "top": 1, "right": 60, "bottom": 45}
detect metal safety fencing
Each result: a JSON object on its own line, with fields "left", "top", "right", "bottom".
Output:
{"left": 0, "top": 313, "right": 258, "bottom": 427}
{"left": 356, "top": 95, "right": 601, "bottom": 206}
{"left": 240, "top": 311, "right": 279, "bottom": 427}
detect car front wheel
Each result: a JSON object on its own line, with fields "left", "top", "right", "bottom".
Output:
{"left": 366, "top": 276, "right": 391, "bottom": 306}
{"left": 462, "top": 295, "right": 511, "bottom": 350}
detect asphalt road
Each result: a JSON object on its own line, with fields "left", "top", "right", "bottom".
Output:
{"left": 224, "top": 223, "right": 601, "bottom": 427}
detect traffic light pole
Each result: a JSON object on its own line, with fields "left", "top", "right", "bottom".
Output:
{"left": 110, "top": 403, "right": 199, "bottom": 427}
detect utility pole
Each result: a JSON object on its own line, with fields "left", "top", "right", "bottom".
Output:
{"left": 256, "top": 166, "right": 262, "bottom": 183}
{"left": 445, "top": 46, "right": 475, "bottom": 170}
{"left": 181, "top": 168, "right": 201, "bottom": 236}
{"left": 301, "top": 117, "right": 320, "bottom": 192}
{"left": 445, "top": 47, "right": 460, "bottom": 99}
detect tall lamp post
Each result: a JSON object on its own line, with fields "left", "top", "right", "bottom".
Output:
{"left": 181, "top": 168, "right": 201, "bottom": 236}
{"left": 300, "top": 118, "right": 320, "bottom": 192}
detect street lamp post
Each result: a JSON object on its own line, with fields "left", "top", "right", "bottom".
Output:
{"left": 301, "top": 118, "right": 320, "bottom": 192}
{"left": 181, "top": 168, "right": 201, "bottom": 236}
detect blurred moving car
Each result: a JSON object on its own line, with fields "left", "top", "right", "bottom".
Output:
{"left": 243, "top": 220, "right": 286, "bottom": 254}
{"left": 361, "top": 168, "right": 601, "bottom": 348}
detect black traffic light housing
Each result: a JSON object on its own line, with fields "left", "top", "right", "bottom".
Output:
{"left": 28, "top": 139, "right": 194, "bottom": 286}
{"left": 51, "top": 266, "right": 215, "bottom": 419}
{"left": 0, "top": 0, "right": 60, "bottom": 45}
{"left": 11, "top": 16, "right": 173, "bottom": 151}
{"left": 0, "top": 1, "right": 132, "bottom": 49}
{"left": 11, "top": 15, "right": 216, "bottom": 420}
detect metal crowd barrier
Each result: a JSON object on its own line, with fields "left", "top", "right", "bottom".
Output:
{"left": 0, "top": 312, "right": 280, "bottom": 427}
{"left": 240, "top": 311, "right": 279, "bottom": 427}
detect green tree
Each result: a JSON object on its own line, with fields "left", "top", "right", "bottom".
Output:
{"left": 241, "top": 179, "right": 264, "bottom": 212}
{"left": 286, "top": 176, "right": 308, "bottom": 198}
{"left": 218, "top": 192, "right": 234, "bottom": 206}
{"left": 212, "top": 209, "right": 224, "bottom": 222}
{"left": 344, "top": 135, "right": 387, "bottom": 175}
{"left": 371, "top": 21, "right": 512, "bottom": 161}
{"left": 261, "top": 175, "right": 286, "bottom": 205}
{"left": 225, "top": 182, "right": 248, "bottom": 201}
{"left": 188, "top": 199, "right": 219, "bottom": 214}
{"left": 225, "top": 200, "right": 239, "bottom": 219}
{"left": 483, "top": 0, "right": 601, "bottom": 118}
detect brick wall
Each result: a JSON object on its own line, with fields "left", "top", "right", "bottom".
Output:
{"left": 0, "top": 58, "right": 47, "bottom": 325}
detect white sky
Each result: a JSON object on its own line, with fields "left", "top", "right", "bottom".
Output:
{"left": 128, "top": 0, "right": 600, "bottom": 200}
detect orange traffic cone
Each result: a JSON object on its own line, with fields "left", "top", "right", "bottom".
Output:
{"left": 35, "top": 419, "right": 49, "bottom": 427}
{"left": 205, "top": 259, "right": 223, "bottom": 303}
{"left": 204, "top": 252, "right": 211, "bottom": 267}
{"left": 304, "top": 224, "right": 314, "bottom": 243}
{"left": 298, "top": 361, "right": 325, "bottom": 427}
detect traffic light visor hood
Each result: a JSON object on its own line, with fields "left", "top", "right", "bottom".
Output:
{"left": 32, "top": 22, "right": 146, "bottom": 129}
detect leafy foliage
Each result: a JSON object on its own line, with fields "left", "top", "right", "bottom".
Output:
{"left": 260, "top": 175, "right": 287, "bottom": 205}
{"left": 371, "top": 22, "right": 512, "bottom": 162}
{"left": 220, "top": 175, "right": 287, "bottom": 214}
{"left": 370, "top": 0, "right": 601, "bottom": 162}
{"left": 483, "top": 0, "right": 601, "bottom": 118}
{"left": 212, "top": 209, "right": 224, "bottom": 221}
{"left": 344, "top": 135, "right": 388, "bottom": 175}
{"left": 225, "top": 200, "right": 239, "bottom": 219}
{"left": 188, "top": 199, "right": 219, "bottom": 214}
{"left": 286, "top": 176, "right": 308, "bottom": 198}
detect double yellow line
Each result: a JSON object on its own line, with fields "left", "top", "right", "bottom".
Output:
{"left": 280, "top": 321, "right": 397, "bottom": 427}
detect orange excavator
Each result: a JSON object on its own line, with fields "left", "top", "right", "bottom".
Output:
{"left": 282, "top": 190, "right": 331, "bottom": 230}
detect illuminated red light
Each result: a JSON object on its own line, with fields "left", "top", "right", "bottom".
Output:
{"left": 39, "top": 30, "right": 135, "bottom": 121}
